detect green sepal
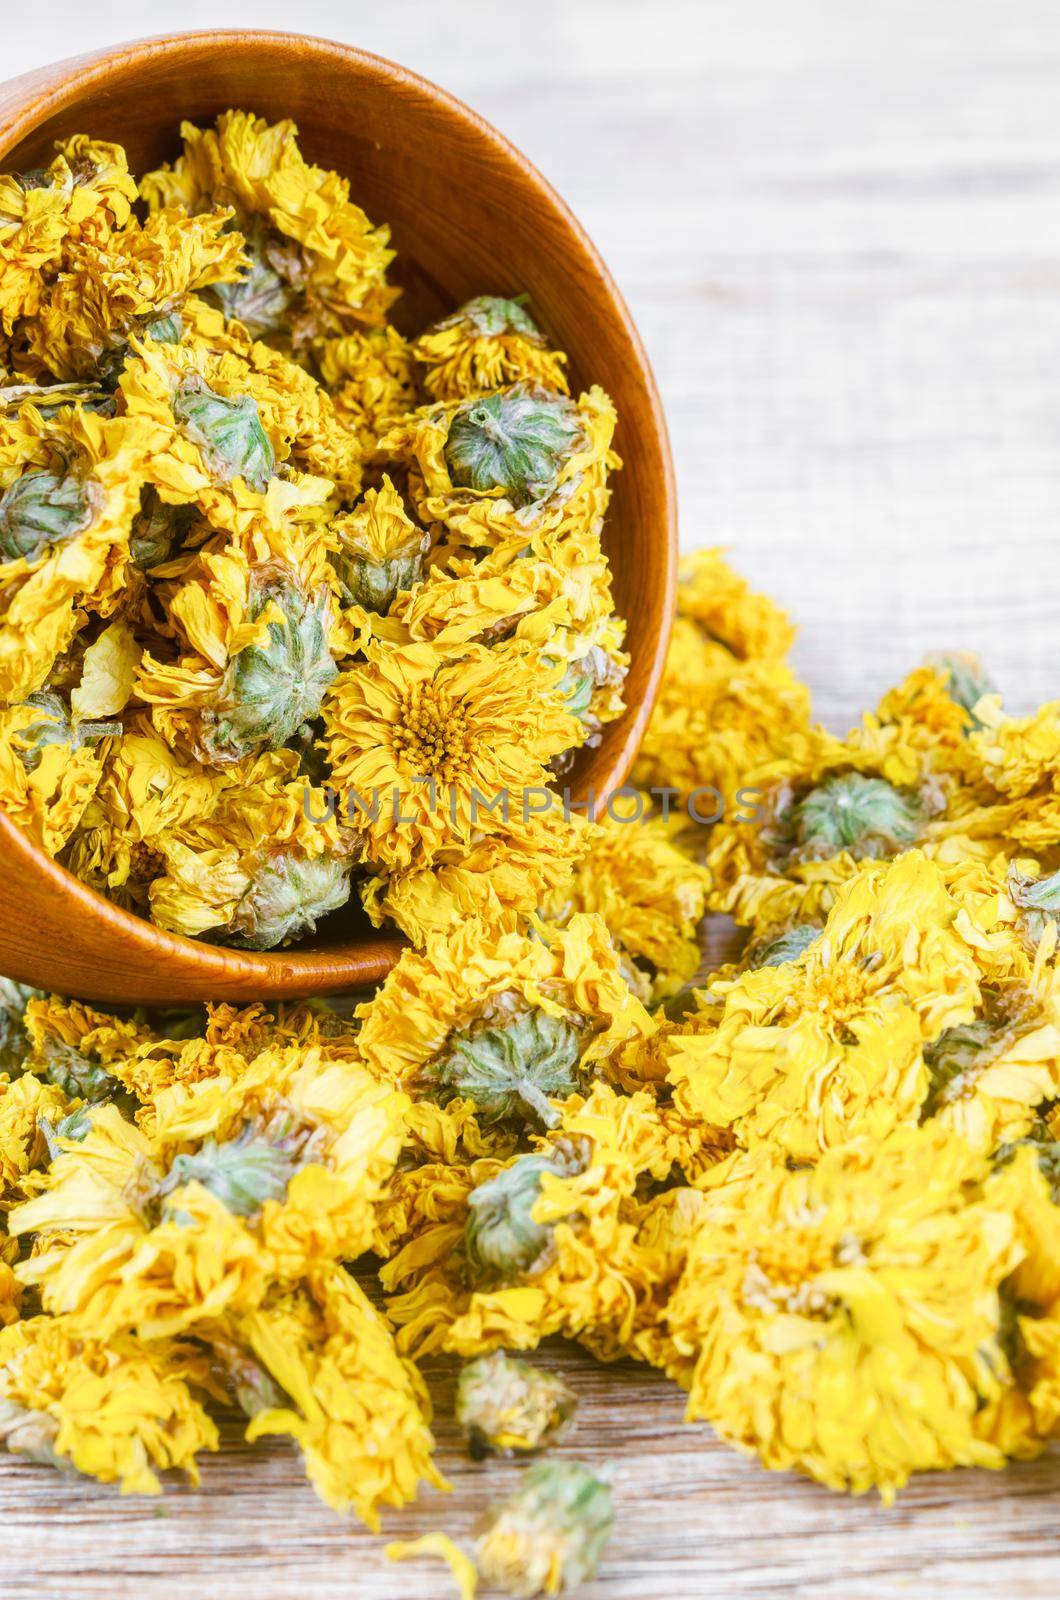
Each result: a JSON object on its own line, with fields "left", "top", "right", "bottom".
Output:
{"left": 223, "top": 850, "right": 352, "bottom": 950}
{"left": 0, "top": 465, "right": 94, "bottom": 563}
{"left": 435, "top": 294, "right": 540, "bottom": 340}
{"left": 463, "top": 1137, "right": 588, "bottom": 1287}
{"left": 173, "top": 373, "right": 275, "bottom": 492}
{"left": 202, "top": 573, "right": 337, "bottom": 763}
{"left": 157, "top": 1121, "right": 306, "bottom": 1219}
{"left": 445, "top": 383, "right": 579, "bottom": 507}
{"left": 424, "top": 1005, "right": 584, "bottom": 1128}
{"left": 130, "top": 487, "right": 197, "bottom": 569}
{"left": 793, "top": 773, "right": 922, "bottom": 861}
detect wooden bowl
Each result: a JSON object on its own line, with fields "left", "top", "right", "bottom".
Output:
{"left": 0, "top": 29, "right": 677, "bottom": 1004}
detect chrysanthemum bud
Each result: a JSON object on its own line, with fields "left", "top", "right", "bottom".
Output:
{"left": 751, "top": 925, "right": 820, "bottom": 967}
{"left": 1008, "top": 866, "right": 1060, "bottom": 947}
{"left": 157, "top": 1121, "right": 306, "bottom": 1218}
{"left": 463, "top": 1138, "right": 588, "bottom": 1287}
{"left": 932, "top": 651, "right": 996, "bottom": 722}
{"left": 173, "top": 373, "right": 275, "bottom": 491}
{"left": 130, "top": 487, "right": 197, "bottom": 569}
{"left": 456, "top": 1351, "right": 576, "bottom": 1459}
{"left": 0, "top": 465, "right": 95, "bottom": 563}
{"left": 331, "top": 478, "right": 428, "bottom": 613}
{"left": 209, "top": 227, "right": 294, "bottom": 340}
{"left": 445, "top": 384, "right": 580, "bottom": 507}
{"left": 474, "top": 1459, "right": 614, "bottom": 1598}
{"left": 225, "top": 849, "right": 352, "bottom": 949}
{"left": 424, "top": 1005, "right": 584, "bottom": 1128}
{"left": 793, "top": 773, "right": 921, "bottom": 861}
{"left": 15, "top": 691, "right": 121, "bottom": 772}
{"left": 203, "top": 574, "right": 337, "bottom": 762}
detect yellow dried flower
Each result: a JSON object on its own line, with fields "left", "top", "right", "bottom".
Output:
{"left": 219, "top": 1263, "right": 442, "bottom": 1525}
{"left": 0, "top": 1314, "right": 219, "bottom": 1493}
{"left": 668, "top": 853, "right": 982, "bottom": 1161}
{"left": 666, "top": 1124, "right": 1025, "bottom": 1501}
{"left": 321, "top": 640, "right": 578, "bottom": 874}
{"left": 140, "top": 111, "right": 396, "bottom": 343}
{"left": 474, "top": 1459, "right": 613, "bottom": 1598}
{"left": 413, "top": 294, "right": 569, "bottom": 401}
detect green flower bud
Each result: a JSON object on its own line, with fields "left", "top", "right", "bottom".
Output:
{"left": 144, "top": 310, "right": 184, "bottom": 345}
{"left": 224, "top": 849, "right": 351, "bottom": 950}
{"left": 424, "top": 1004, "right": 584, "bottom": 1128}
{"left": 1008, "top": 866, "right": 1060, "bottom": 947}
{"left": 130, "top": 487, "right": 197, "bottom": 569}
{"left": 15, "top": 691, "right": 121, "bottom": 773}
{"left": 157, "top": 1120, "right": 307, "bottom": 1219}
{"left": 751, "top": 924, "right": 820, "bottom": 968}
{"left": 456, "top": 1350, "right": 576, "bottom": 1459}
{"left": 463, "top": 1138, "right": 588, "bottom": 1288}
{"left": 39, "top": 1039, "right": 119, "bottom": 1104}
{"left": 334, "top": 530, "right": 427, "bottom": 615}
{"left": 475, "top": 1460, "right": 614, "bottom": 1598}
{"left": 932, "top": 652, "right": 996, "bottom": 724}
{"left": 435, "top": 294, "right": 541, "bottom": 340}
{"left": 793, "top": 773, "right": 922, "bottom": 862}
{"left": 445, "top": 384, "right": 580, "bottom": 508}
{"left": 209, "top": 235, "right": 294, "bottom": 340}
{"left": 173, "top": 373, "right": 275, "bottom": 492}
{"left": 0, "top": 465, "right": 95, "bottom": 563}
{"left": 202, "top": 574, "right": 337, "bottom": 762}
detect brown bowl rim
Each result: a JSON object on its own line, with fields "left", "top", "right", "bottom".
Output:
{"left": 0, "top": 28, "right": 677, "bottom": 1001}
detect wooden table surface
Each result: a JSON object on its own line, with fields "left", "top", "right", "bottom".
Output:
{"left": 4, "top": 1, "right": 1060, "bottom": 1595}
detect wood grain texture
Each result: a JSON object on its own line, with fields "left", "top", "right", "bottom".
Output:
{"left": 0, "top": 1, "right": 1059, "bottom": 1596}
{"left": 0, "top": 28, "right": 677, "bottom": 1003}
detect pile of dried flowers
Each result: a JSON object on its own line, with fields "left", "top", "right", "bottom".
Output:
{"left": 2, "top": 114, "right": 1060, "bottom": 1600}
{"left": 0, "top": 115, "right": 624, "bottom": 949}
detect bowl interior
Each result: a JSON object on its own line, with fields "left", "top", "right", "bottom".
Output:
{"left": 0, "top": 31, "right": 675, "bottom": 990}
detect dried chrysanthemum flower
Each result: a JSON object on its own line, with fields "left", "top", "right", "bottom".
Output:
{"left": 0, "top": 1314, "right": 218, "bottom": 1493}
{"left": 444, "top": 385, "right": 580, "bottom": 507}
{"left": 14, "top": 207, "right": 246, "bottom": 382}
{"left": 474, "top": 1459, "right": 613, "bottom": 1598}
{"left": 791, "top": 772, "right": 924, "bottom": 862}
{"left": 355, "top": 914, "right": 651, "bottom": 1126}
{"left": 413, "top": 294, "right": 568, "bottom": 401}
{"left": 456, "top": 1349, "right": 576, "bottom": 1458}
{"left": 666, "top": 1124, "right": 1027, "bottom": 1501}
{"left": 383, "top": 1084, "right": 679, "bottom": 1361}
{"left": 214, "top": 1263, "right": 442, "bottom": 1525}
{"left": 328, "top": 475, "right": 428, "bottom": 614}
{"left": 0, "top": 136, "right": 137, "bottom": 331}
{"left": 667, "top": 852, "right": 982, "bottom": 1161}
{"left": 921, "top": 984, "right": 1060, "bottom": 1152}
{"left": 140, "top": 111, "right": 395, "bottom": 344}
{"left": 315, "top": 325, "right": 416, "bottom": 451}
{"left": 321, "top": 640, "right": 578, "bottom": 874}
{"left": 381, "top": 383, "right": 617, "bottom": 552}
{"left": 138, "top": 556, "right": 338, "bottom": 765}
{"left": 11, "top": 1053, "right": 408, "bottom": 1337}
{"left": 1008, "top": 865, "right": 1060, "bottom": 950}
